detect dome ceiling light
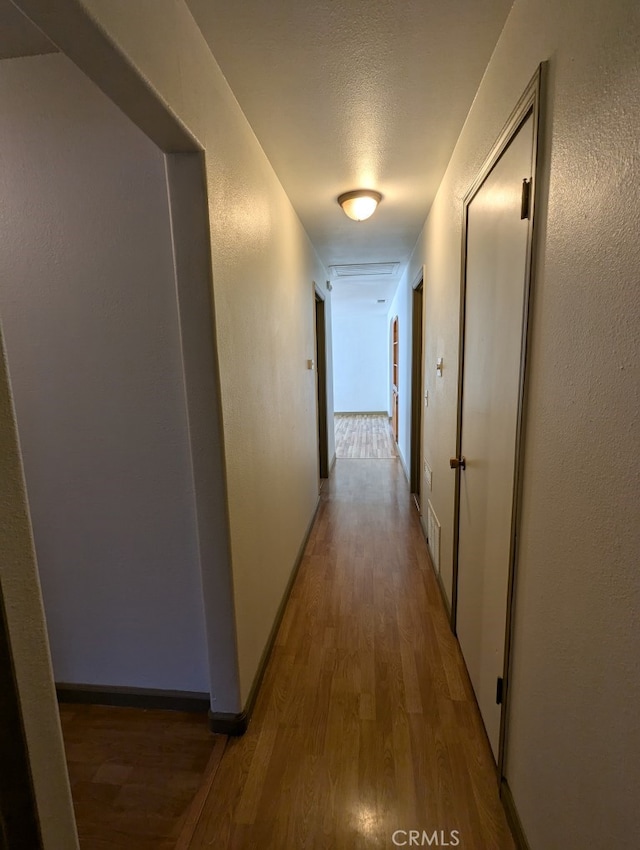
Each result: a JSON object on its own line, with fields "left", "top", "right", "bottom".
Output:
{"left": 337, "top": 189, "right": 382, "bottom": 222}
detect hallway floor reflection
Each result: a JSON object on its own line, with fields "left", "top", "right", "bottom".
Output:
{"left": 187, "top": 459, "right": 514, "bottom": 849}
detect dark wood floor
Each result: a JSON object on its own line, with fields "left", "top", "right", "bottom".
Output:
{"left": 59, "top": 704, "right": 225, "bottom": 850}
{"left": 187, "top": 459, "right": 515, "bottom": 849}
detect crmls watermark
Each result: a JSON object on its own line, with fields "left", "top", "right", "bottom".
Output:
{"left": 391, "top": 830, "right": 461, "bottom": 847}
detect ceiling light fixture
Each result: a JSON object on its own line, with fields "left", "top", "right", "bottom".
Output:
{"left": 337, "top": 189, "right": 382, "bottom": 222}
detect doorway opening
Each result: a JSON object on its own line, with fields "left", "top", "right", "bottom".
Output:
{"left": 330, "top": 298, "right": 398, "bottom": 461}
{"left": 409, "top": 277, "right": 424, "bottom": 503}
{"left": 0, "top": 51, "right": 229, "bottom": 849}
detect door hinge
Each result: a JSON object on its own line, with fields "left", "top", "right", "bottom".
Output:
{"left": 520, "top": 178, "right": 532, "bottom": 220}
{"left": 496, "top": 676, "right": 504, "bottom": 705}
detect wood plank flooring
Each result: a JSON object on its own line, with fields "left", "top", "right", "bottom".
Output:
{"left": 187, "top": 460, "right": 515, "bottom": 849}
{"left": 59, "top": 704, "right": 226, "bottom": 850}
{"left": 335, "top": 414, "right": 398, "bottom": 458}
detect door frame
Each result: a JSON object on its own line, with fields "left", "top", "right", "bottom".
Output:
{"left": 391, "top": 315, "right": 399, "bottom": 443}
{"left": 409, "top": 270, "right": 425, "bottom": 499}
{"left": 450, "top": 65, "right": 545, "bottom": 779}
{"left": 0, "top": 582, "right": 43, "bottom": 848}
{"left": 313, "top": 283, "right": 329, "bottom": 480}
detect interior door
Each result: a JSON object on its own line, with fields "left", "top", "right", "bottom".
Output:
{"left": 455, "top": 113, "right": 534, "bottom": 759}
{"left": 410, "top": 280, "right": 424, "bottom": 497}
{"left": 314, "top": 292, "right": 329, "bottom": 479}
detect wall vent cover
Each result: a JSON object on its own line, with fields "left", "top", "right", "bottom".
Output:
{"left": 329, "top": 262, "right": 400, "bottom": 278}
{"left": 426, "top": 499, "right": 441, "bottom": 574}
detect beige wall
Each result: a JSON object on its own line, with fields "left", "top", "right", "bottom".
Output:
{"left": 407, "top": 0, "right": 640, "bottom": 846}
{"left": 0, "top": 326, "right": 78, "bottom": 849}
{"left": 16, "top": 0, "right": 331, "bottom": 708}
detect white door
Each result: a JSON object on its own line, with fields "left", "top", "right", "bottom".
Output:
{"left": 456, "top": 114, "right": 534, "bottom": 759}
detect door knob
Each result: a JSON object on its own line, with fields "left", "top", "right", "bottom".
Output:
{"left": 449, "top": 456, "right": 466, "bottom": 470}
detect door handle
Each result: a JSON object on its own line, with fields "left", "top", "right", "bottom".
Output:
{"left": 449, "top": 456, "right": 466, "bottom": 470}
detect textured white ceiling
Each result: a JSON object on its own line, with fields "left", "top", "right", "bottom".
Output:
{"left": 186, "top": 0, "right": 513, "bottom": 305}
{"left": 0, "top": 1, "right": 56, "bottom": 59}
{"left": 2, "top": 0, "right": 513, "bottom": 310}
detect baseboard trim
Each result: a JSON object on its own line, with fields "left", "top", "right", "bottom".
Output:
{"left": 436, "top": 569, "right": 452, "bottom": 621}
{"left": 329, "top": 452, "right": 337, "bottom": 473}
{"left": 418, "top": 512, "right": 452, "bottom": 621}
{"left": 334, "top": 411, "right": 388, "bottom": 416}
{"left": 208, "top": 495, "right": 322, "bottom": 736}
{"left": 56, "top": 683, "right": 210, "bottom": 713}
{"left": 500, "top": 778, "right": 531, "bottom": 850}
{"left": 208, "top": 709, "right": 249, "bottom": 736}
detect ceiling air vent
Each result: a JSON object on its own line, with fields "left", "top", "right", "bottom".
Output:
{"left": 329, "top": 262, "right": 400, "bottom": 278}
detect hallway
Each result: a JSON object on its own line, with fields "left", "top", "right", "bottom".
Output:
{"left": 186, "top": 460, "right": 514, "bottom": 849}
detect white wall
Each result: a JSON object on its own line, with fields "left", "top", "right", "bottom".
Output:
{"left": 16, "top": 0, "right": 333, "bottom": 709}
{"left": 406, "top": 0, "right": 640, "bottom": 846}
{"left": 332, "top": 308, "right": 389, "bottom": 412}
{"left": 0, "top": 54, "right": 209, "bottom": 692}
